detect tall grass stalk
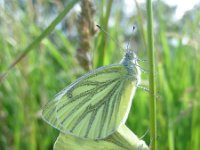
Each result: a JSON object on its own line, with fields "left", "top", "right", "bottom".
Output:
{"left": 95, "top": 0, "right": 113, "bottom": 67}
{"left": 0, "top": 0, "right": 80, "bottom": 83}
{"left": 146, "top": 0, "right": 157, "bottom": 149}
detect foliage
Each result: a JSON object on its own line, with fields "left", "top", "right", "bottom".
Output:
{"left": 0, "top": 0, "right": 199, "bottom": 149}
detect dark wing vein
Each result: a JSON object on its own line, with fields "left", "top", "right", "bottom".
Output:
{"left": 57, "top": 78, "right": 119, "bottom": 111}
{"left": 84, "top": 108, "right": 97, "bottom": 138}
{"left": 104, "top": 81, "right": 125, "bottom": 131}
{"left": 67, "top": 80, "right": 121, "bottom": 137}
{"left": 42, "top": 64, "right": 133, "bottom": 139}
{"left": 97, "top": 81, "right": 122, "bottom": 138}
{"left": 58, "top": 79, "right": 119, "bottom": 125}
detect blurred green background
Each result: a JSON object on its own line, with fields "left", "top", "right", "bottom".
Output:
{"left": 0, "top": 0, "right": 199, "bottom": 149}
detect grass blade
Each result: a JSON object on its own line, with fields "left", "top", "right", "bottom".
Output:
{"left": 0, "top": 0, "right": 80, "bottom": 83}
{"left": 146, "top": 0, "right": 157, "bottom": 149}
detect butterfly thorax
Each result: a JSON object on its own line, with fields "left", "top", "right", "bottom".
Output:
{"left": 120, "top": 50, "right": 141, "bottom": 85}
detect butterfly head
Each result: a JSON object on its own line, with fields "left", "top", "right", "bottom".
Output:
{"left": 125, "top": 49, "right": 137, "bottom": 60}
{"left": 120, "top": 50, "right": 141, "bottom": 84}
{"left": 121, "top": 50, "right": 138, "bottom": 66}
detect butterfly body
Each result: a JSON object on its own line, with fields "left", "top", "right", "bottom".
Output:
{"left": 42, "top": 50, "right": 141, "bottom": 139}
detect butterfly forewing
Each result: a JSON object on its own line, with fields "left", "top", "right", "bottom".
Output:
{"left": 42, "top": 63, "right": 138, "bottom": 139}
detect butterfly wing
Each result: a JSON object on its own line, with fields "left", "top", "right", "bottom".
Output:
{"left": 42, "top": 64, "right": 138, "bottom": 139}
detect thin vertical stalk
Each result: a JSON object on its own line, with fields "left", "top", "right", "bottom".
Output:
{"left": 146, "top": 0, "right": 157, "bottom": 150}
{"left": 134, "top": 0, "right": 147, "bottom": 51}
{"left": 0, "top": 0, "right": 80, "bottom": 83}
{"left": 76, "top": 0, "right": 96, "bottom": 71}
{"left": 96, "top": 0, "right": 113, "bottom": 68}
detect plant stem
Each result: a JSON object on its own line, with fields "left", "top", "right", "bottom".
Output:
{"left": 76, "top": 0, "right": 96, "bottom": 71}
{"left": 0, "top": 0, "right": 80, "bottom": 83}
{"left": 96, "top": 0, "right": 113, "bottom": 68}
{"left": 146, "top": 0, "right": 157, "bottom": 149}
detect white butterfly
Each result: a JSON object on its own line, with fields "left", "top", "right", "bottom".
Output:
{"left": 42, "top": 49, "right": 141, "bottom": 139}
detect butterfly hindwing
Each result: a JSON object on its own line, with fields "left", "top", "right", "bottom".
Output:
{"left": 42, "top": 64, "right": 138, "bottom": 139}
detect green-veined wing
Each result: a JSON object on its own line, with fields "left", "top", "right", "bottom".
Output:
{"left": 42, "top": 51, "right": 141, "bottom": 139}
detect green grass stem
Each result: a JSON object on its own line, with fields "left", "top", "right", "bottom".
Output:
{"left": 0, "top": 0, "right": 80, "bottom": 83}
{"left": 95, "top": 0, "right": 113, "bottom": 68}
{"left": 146, "top": 0, "right": 157, "bottom": 149}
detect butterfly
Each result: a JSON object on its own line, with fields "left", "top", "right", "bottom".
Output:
{"left": 54, "top": 125, "right": 148, "bottom": 150}
{"left": 42, "top": 49, "right": 141, "bottom": 140}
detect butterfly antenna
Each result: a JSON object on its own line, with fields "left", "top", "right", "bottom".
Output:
{"left": 126, "top": 25, "right": 136, "bottom": 52}
{"left": 96, "top": 25, "right": 125, "bottom": 53}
